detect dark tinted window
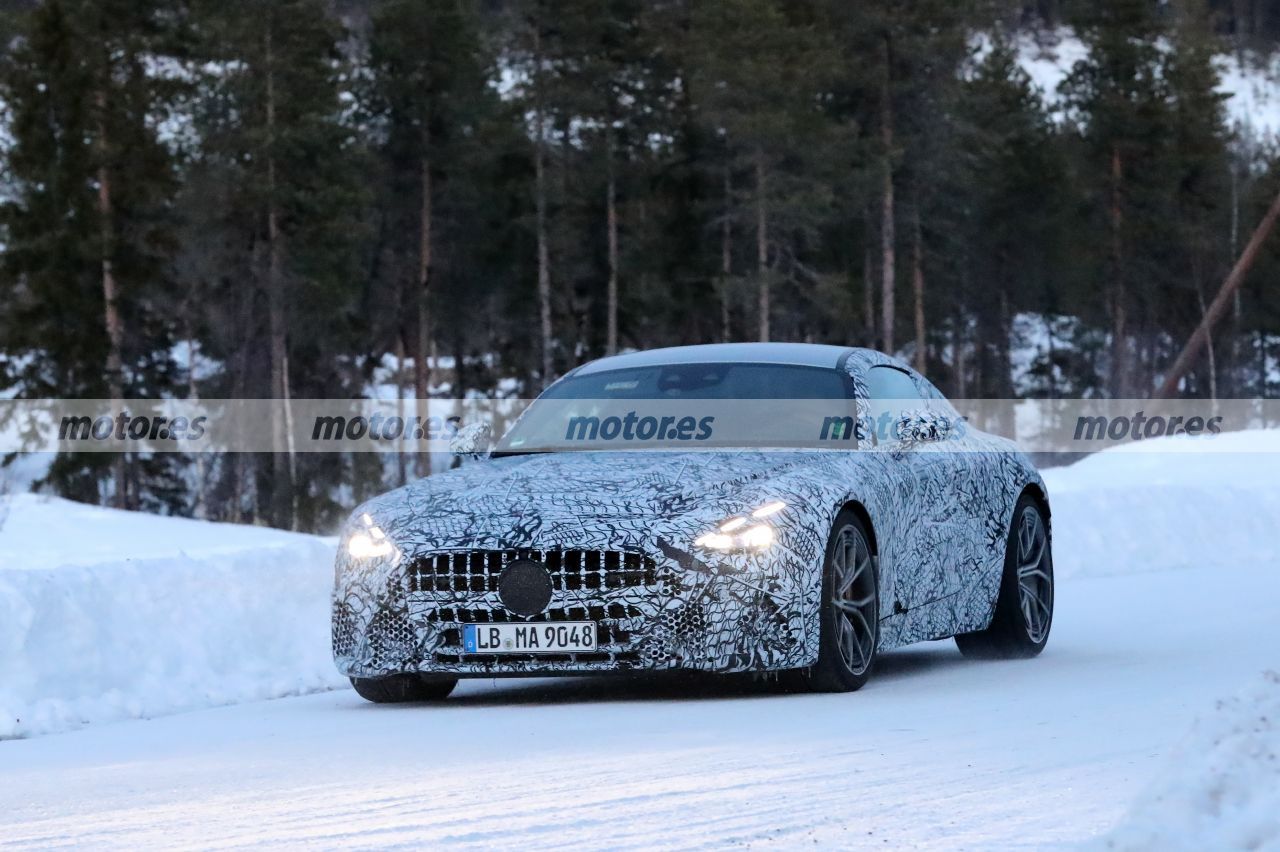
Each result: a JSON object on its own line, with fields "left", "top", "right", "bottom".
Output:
{"left": 541, "top": 363, "right": 849, "bottom": 400}
{"left": 865, "top": 365, "right": 923, "bottom": 426}
{"left": 865, "top": 365, "right": 920, "bottom": 404}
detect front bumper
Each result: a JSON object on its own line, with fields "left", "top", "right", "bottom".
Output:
{"left": 332, "top": 541, "right": 820, "bottom": 678}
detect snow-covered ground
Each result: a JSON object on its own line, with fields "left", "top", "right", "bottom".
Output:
{"left": 0, "top": 495, "right": 341, "bottom": 738}
{"left": 1094, "top": 670, "right": 1280, "bottom": 852}
{"left": 1048, "top": 428, "right": 1280, "bottom": 580}
{"left": 0, "top": 431, "right": 1278, "bottom": 848}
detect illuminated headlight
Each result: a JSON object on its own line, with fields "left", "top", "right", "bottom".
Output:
{"left": 694, "top": 500, "right": 785, "bottom": 552}
{"left": 346, "top": 512, "right": 398, "bottom": 560}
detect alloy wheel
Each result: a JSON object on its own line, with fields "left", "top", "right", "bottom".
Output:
{"left": 1015, "top": 505, "right": 1052, "bottom": 644}
{"left": 831, "top": 525, "right": 877, "bottom": 676}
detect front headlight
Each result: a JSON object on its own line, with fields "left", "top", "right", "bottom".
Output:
{"left": 694, "top": 500, "right": 786, "bottom": 552}
{"left": 346, "top": 512, "right": 398, "bottom": 560}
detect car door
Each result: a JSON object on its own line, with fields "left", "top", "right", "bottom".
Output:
{"left": 909, "top": 373, "right": 1018, "bottom": 633}
{"left": 862, "top": 364, "right": 973, "bottom": 629}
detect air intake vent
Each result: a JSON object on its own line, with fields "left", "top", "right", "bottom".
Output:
{"left": 406, "top": 549, "right": 659, "bottom": 595}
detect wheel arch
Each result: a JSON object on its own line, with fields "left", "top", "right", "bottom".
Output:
{"left": 836, "top": 499, "right": 878, "bottom": 556}
{"left": 1019, "top": 482, "right": 1051, "bottom": 532}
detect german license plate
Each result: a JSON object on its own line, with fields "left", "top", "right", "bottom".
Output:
{"left": 462, "top": 622, "right": 597, "bottom": 654}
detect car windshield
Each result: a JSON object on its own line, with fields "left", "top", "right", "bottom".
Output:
{"left": 545, "top": 363, "right": 847, "bottom": 400}
{"left": 495, "top": 362, "right": 851, "bottom": 453}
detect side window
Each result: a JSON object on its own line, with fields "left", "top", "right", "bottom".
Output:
{"left": 914, "top": 373, "right": 960, "bottom": 416}
{"left": 865, "top": 365, "right": 923, "bottom": 441}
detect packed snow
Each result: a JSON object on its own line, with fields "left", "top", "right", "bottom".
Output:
{"left": 0, "top": 493, "right": 332, "bottom": 571}
{"left": 0, "top": 494, "right": 341, "bottom": 739}
{"left": 1043, "top": 428, "right": 1280, "bottom": 579}
{"left": 1094, "top": 670, "right": 1280, "bottom": 852}
{"left": 0, "top": 430, "right": 1278, "bottom": 848}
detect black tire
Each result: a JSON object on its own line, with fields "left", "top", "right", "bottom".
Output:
{"left": 801, "top": 509, "right": 880, "bottom": 693}
{"left": 350, "top": 674, "right": 458, "bottom": 703}
{"left": 956, "top": 493, "right": 1053, "bottom": 660}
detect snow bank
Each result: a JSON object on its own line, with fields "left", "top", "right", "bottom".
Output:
{"left": 0, "top": 495, "right": 342, "bottom": 738}
{"left": 1, "top": 493, "right": 330, "bottom": 571}
{"left": 1092, "top": 671, "right": 1280, "bottom": 851}
{"left": 1043, "top": 429, "right": 1280, "bottom": 580}
{"left": 3, "top": 428, "right": 1280, "bottom": 738}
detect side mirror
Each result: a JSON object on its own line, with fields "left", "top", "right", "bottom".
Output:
{"left": 895, "top": 409, "right": 952, "bottom": 445}
{"left": 449, "top": 420, "right": 493, "bottom": 460}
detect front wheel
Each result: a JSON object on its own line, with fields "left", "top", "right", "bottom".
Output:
{"left": 956, "top": 494, "right": 1053, "bottom": 659}
{"left": 801, "top": 510, "right": 880, "bottom": 692}
{"left": 350, "top": 674, "right": 458, "bottom": 703}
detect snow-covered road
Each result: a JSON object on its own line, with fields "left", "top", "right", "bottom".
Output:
{"left": 2, "top": 555, "right": 1276, "bottom": 849}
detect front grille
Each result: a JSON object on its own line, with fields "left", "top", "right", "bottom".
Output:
{"left": 406, "top": 549, "right": 659, "bottom": 595}
{"left": 402, "top": 548, "right": 663, "bottom": 669}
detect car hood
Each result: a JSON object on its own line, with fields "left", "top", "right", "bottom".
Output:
{"left": 352, "top": 450, "right": 816, "bottom": 555}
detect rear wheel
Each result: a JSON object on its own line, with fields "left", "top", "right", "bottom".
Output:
{"left": 350, "top": 674, "right": 458, "bottom": 703}
{"left": 956, "top": 494, "right": 1053, "bottom": 659}
{"left": 802, "top": 510, "right": 880, "bottom": 692}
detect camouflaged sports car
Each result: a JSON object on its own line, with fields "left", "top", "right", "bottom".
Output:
{"left": 332, "top": 343, "right": 1053, "bottom": 701}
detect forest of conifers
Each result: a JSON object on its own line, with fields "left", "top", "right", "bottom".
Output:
{"left": 2, "top": 0, "right": 1280, "bottom": 530}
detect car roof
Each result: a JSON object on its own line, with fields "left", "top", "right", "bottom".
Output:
{"left": 571, "top": 342, "right": 864, "bottom": 375}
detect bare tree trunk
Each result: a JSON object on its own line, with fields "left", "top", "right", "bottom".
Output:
{"left": 1109, "top": 146, "right": 1127, "bottom": 397}
{"left": 721, "top": 166, "right": 732, "bottom": 342}
{"left": 395, "top": 331, "right": 407, "bottom": 487}
{"left": 533, "top": 26, "right": 554, "bottom": 387}
{"left": 880, "top": 36, "right": 896, "bottom": 354}
{"left": 605, "top": 131, "right": 619, "bottom": 355}
{"left": 1197, "top": 285, "right": 1217, "bottom": 401}
{"left": 912, "top": 206, "right": 925, "bottom": 373}
{"left": 953, "top": 277, "right": 967, "bottom": 399}
{"left": 1232, "top": 0, "right": 1249, "bottom": 57}
{"left": 229, "top": 270, "right": 253, "bottom": 523}
{"left": 1046, "top": 313, "right": 1057, "bottom": 398}
{"left": 755, "top": 149, "right": 769, "bottom": 342}
{"left": 414, "top": 149, "right": 432, "bottom": 478}
{"left": 1230, "top": 156, "right": 1241, "bottom": 397}
{"left": 863, "top": 205, "right": 876, "bottom": 347}
{"left": 186, "top": 310, "right": 206, "bottom": 519}
{"left": 1155, "top": 186, "right": 1280, "bottom": 398}
{"left": 264, "top": 28, "right": 294, "bottom": 529}
{"left": 991, "top": 284, "right": 1014, "bottom": 432}
{"left": 95, "top": 88, "right": 127, "bottom": 509}
{"left": 281, "top": 349, "right": 297, "bottom": 528}
{"left": 998, "top": 286, "right": 1012, "bottom": 396}
{"left": 1260, "top": 329, "right": 1268, "bottom": 400}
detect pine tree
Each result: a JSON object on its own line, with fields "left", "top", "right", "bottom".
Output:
{"left": 1062, "top": 0, "right": 1172, "bottom": 396}
{"left": 541, "top": 0, "right": 663, "bottom": 356}
{"left": 945, "top": 38, "right": 1071, "bottom": 398}
{"left": 1, "top": 0, "right": 1273, "bottom": 528}
{"left": 687, "top": 0, "right": 840, "bottom": 342}
{"left": 188, "top": 0, "right": 368, "bottom": 529}
{"left": 822, "top": 0, "right": 975, "bottom": 358}
{"left": 1064, "top": 0, "right": 1234, "bottom": 397}
{"left": 364, "top": 0, "right": 496, "bottom": 474}
{"left": 1160, "top": 9, "right": 1233, "bottom": 397}
{"left": 0, "top": 0, "right": 184, "bottom": 508}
